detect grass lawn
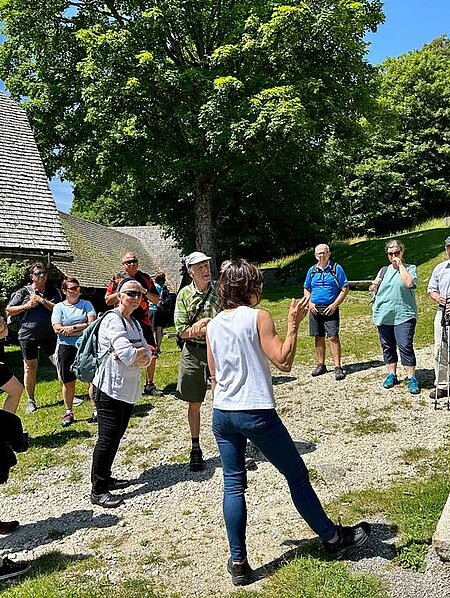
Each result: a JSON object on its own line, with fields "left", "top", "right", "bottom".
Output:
{"left": 1, "top": 218, "right": 450, "bottom": 597}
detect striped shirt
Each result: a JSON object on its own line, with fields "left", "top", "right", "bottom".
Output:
{"left": 174, "top": 281, "right": 221, "bottom": 344}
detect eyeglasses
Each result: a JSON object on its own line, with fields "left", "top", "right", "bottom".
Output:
{"left": 121, "top": 290, "right": 143, "bottom": 298}
{"left": 123, "top": 259, "right": 138, "bottom": 265}
{"left": 32, "top": 271, "right": 46, "bottom": 277}
{"left": 66, "top": 286, "right": 80, "bottom": 292}
{"left": 387, "top": 250, "right": 401, "bottom": 257}
{"left": 315, "top": 252, "right": 329, "bottom": 257}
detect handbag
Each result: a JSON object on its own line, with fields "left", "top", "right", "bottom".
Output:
{"left": 176, "top": 286, "right": 213, "bottom": 350}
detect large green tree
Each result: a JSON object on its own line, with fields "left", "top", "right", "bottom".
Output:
{"left": 327, "top": 35, "right": 450, "bottom": 237}
{"left": 0, "top": 0, "right": 383, "bottom": 259}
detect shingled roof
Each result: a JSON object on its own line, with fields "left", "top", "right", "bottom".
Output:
{"left": 0, "top": 93, "right": 71, "bottom": 258}
{"left": 54, "top": 212, "right": 182, "bottom": 290}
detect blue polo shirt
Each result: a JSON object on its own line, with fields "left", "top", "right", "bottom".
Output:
{"left": 304, "top": 262, "right": 348, "bottom": 305}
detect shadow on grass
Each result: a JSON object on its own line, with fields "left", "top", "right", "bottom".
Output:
{"left": 0, "top": 511, "right": 120, "bottom": 554}
{"left": 249, "top": 522, "right": 397, "bottom": 583}
{"left": 30, "top": 429, "right": 92, "bottom": 448}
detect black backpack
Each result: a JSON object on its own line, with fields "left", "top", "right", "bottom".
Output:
{"left": 158, "top": 285, "right": 172, "bottom": 313}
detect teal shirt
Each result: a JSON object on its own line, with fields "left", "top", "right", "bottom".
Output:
{"left": 372, "top": 264, "right": 418, "bottom": 326}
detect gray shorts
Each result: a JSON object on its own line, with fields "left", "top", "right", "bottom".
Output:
{"left": 175, "top": 342, "right": 208, "bottom": 403}
{"left": 309, "top": 307, "right": 340, "bottom": 338}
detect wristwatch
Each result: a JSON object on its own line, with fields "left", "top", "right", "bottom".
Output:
{"left": 72, "top": 325, "right": 77, "bottom": 331}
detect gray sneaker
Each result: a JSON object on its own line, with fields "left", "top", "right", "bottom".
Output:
{"left": 311, "top": 364, "right": 327, "bottom": 377}
{"left": 25, "top": 399, "right": 37, "bottom": 414}
{"left": 335, "top": 366, "right": 346, "bottom": 381}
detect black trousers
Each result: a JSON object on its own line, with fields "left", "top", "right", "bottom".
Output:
{"left": 91, "top": 388, "right": 133, "bottom": 494}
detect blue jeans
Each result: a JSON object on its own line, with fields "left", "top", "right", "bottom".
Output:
{"left": 378, "top": 318, "right": 417, "bottom": 367}
{"left": 212, "top": 408, "right": 336, "bottom": 561}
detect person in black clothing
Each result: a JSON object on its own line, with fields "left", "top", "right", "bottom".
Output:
{"left": 0, "top": 409, "right": 31, "bottom": 580}
{"left": 6, "top": 262, "right": 61, "bottom": 414}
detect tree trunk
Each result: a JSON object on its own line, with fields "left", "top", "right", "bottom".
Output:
{"left": 194, "top": 176, "right": 217, "bottom": 276}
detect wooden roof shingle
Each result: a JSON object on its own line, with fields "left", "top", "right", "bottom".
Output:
{"left": 0, "top": 93, "right": 71, "bottom": 257}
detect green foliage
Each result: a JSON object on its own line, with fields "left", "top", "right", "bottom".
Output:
{"left": 0, "top": 259, "right": 28, "bottom": 310}
{"left": 0, "top": 0, "right": 384, "bottom": 260}
{"left": 327, "top": 35, "right": 450, "bottom": 238}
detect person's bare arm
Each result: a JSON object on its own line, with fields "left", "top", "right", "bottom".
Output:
{"left": 258, "top": 297, "right": 309, "bottom": 372}
{"left": 206, "top": 332, "right": 216, "bottom": 394}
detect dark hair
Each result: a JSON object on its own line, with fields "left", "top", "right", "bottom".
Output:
{"left": 61, "top": 277, "right": 79, "bottom": 292}
{"left": 216, "top": 259, "right": 263, "bottom": 309}
{"left": 154, "top": 272, "right": 166, "bottom": 285}
{"left": 28, "top": 262, "right": 47, "bottom": 276}
{"left": 117, "top": 276, "right": 141, "bottom": 292}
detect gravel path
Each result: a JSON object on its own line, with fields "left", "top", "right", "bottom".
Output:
{"left": 2, "top": 345, "right": 450, "bottom": 597}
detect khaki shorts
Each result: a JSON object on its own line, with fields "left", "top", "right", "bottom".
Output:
{"left": 175, "top": 342, "right": 208, "bottom": 403}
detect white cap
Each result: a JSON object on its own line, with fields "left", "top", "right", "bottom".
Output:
{"left": 185, "top": 251, "right": 211, "bottom": 267}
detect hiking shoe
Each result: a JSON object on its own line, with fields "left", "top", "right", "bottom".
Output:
{"left": 245, "top": 457, "right": 258, "bottom": 471}
{"left": 61, "top": 411, "right": 74, "bottom": 427}
{"left": 189, "top": 447, "right": 205, "bottom": 471}
{"left": 0, "top": 557, "right": 31, "bottom": 581}
{"left": 0, "top": 520, "right": 19, "bottom": 534}
{"left": 25, "top": 399, "right": 37, "bottom": 414}
{"left": 227, "top": 557, "right": 253, "bottom": 586}
{"left": 335, "top": 366, "right": 346, "bottom": 381}
{"left": 143, "top": 383, "right": 164, "bottom": 397}
{"left": 383, "top": 373, "right": 398, "bottom": 389}
{"left": 429, "top": 388, "right": 449, "bottom": 399}
{"left": 407, "top": 376, "right": 420, "bottom": 395}
{"left": 72, "top": 396, "right": 84, "bottom": 407}
{"left": 90, "top": 491, "right": 124, "bottom": 509}
{"left": 323, "top": 521, "right": 371, "bottom": 560}
{"left": 311, "top": 364, "right": 327, "bottom": 377}
{"left": 87, "top": 411, "right": 98, "bottom": 424}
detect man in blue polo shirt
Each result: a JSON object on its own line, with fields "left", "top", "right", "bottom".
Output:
{"left": 304, "top": 244, "right": 349, "bottom": 381}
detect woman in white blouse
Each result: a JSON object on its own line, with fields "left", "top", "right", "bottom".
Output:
{"left": 90, "top": 278, "right": 152, "bottom": 509}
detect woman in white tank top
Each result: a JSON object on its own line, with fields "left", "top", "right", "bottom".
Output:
{"left": 206, "top": 259, "right": 371, "bottom": 586}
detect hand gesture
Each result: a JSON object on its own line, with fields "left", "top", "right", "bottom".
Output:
{"left": 391, "top": 256, "right": 402, "bottom": 270}
{"left": 288, "top": 297, "right": 309, "bottom": 332}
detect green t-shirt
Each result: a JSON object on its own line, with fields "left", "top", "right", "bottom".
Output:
{"left": 372, "top": 264, "right": 418, "bottom": 326}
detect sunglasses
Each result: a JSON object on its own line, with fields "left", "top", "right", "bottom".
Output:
{"left": 123, "top": 259, "right": 138, "bottom": 265}
{"left": 121, "top": 290, "right": 143, "bottom": 298}
{"left": 66, "top": 286, "right": 80, "bottom": 291}
{"left": 32, "top": 271, "right": 46, "bottom": 276}
{"left": 387, "top": 250, "right": 401, "bottom": 257}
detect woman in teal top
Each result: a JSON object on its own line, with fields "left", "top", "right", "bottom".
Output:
{"left": 371, "top": 239, "right": 420, "bottom": 394}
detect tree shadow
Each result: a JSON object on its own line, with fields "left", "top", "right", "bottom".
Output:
{"left": 248, "top": 521, "right": 397, "bottom": 583}
{"left": 0, "top": 510, "right": 120, "bottom": 553}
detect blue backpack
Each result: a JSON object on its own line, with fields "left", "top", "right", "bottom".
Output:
{"left": 71, "top": 310, "right": 126, "bottom": 383}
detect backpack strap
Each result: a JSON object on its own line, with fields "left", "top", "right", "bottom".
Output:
{"left": 311, "top": 261, "right": 341, "bottom": 289}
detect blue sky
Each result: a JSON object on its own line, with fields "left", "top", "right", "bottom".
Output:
{"left": 2, "top": 0, "right": 450, "bottom": 212}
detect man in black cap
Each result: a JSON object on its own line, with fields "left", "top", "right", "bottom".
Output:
{"left": 427, "top": 236, "right": 450, "bottom": 399}
{"left": 174, "top": 251, "right": 221, "bottom": 471}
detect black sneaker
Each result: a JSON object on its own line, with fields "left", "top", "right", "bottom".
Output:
{"left": 143, "top": 383, "right": 164, "bottom": 397}
{"left": 0, "top": 557, "right": 31, "bottom": 581}
{"left": 311, "top": 364, "right": 327, "bottom": 377}
{"left": 189, "top": 447, "right": 205, "bottom": 471}
{"left": 323, "top": 521, "right": 371, "bottom": 560}
{"left": 335, "top": 366, "right": 346, "bottom": 381}
{"left": 227, "top": 557, "right": 252, "bottom": 586}
{"left": 87, "top": 411, "right": 98, "bottom": 424}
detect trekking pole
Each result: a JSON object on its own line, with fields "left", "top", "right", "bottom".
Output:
{"left": 445, "top": 299, "right": 450, "bottom": 411}
{"left": 434, "top": 299, "right": 449, "bottom": 410}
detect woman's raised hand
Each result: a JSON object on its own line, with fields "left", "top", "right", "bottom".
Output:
{"left": 288, "top": 297, "right": 309, "bottom": 332}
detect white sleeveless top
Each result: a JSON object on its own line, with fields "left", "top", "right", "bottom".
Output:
{"left": 207, "top": 305, "right": 275, "bottom": 410}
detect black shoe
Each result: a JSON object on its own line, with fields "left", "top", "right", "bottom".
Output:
{"left": 189, "top": 447, "right": 205, "bottom": 471}
{"left": 311, "top": 364, "right": 327, "bottom": 377}
{"left": 0, "top": 557, "right": 31, "bottom": 581}
{"left": 87, "top": 412, "right": 98, "bottom": 423}
{"left": 429, "top": 388, "right": 449, "bottom": 399}
{"left": 245, "top": 457, "right": 258, "bottom": 471}
{"left": 323, "top": 521, "right": 371, "bottom": 560}
{"left": 90, "top": 491, "right": 124, "bottom": 508}
{"left": 108, "top": 478, "right": 130, "bottom": 491}
{"left": 335, "top": 366, "right": 346, "bottom": 381}
{"left": 0, "top": 520, "right": 19, "bottom": 534}
{"left": 143, "top": 383, "right": 164, "bottom": 397}
{"left": 227, "top": 557, "right": 252, "bottom": 586}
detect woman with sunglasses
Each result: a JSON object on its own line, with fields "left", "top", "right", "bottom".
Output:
{"left": 52, "top": 278, "right": 96, "bottom": 427}
{"left": 206, "top": 259, "right": 371, "bottom": 586}
{"left": 371, "top": 240, "right": 420, "bottom": 394}
{"left": 90, "top": 278, "right": 152, "bottom": 508}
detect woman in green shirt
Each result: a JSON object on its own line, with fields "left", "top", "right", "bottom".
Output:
{"left": 371, "top": 239, "right": 420, "bottom": 394}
